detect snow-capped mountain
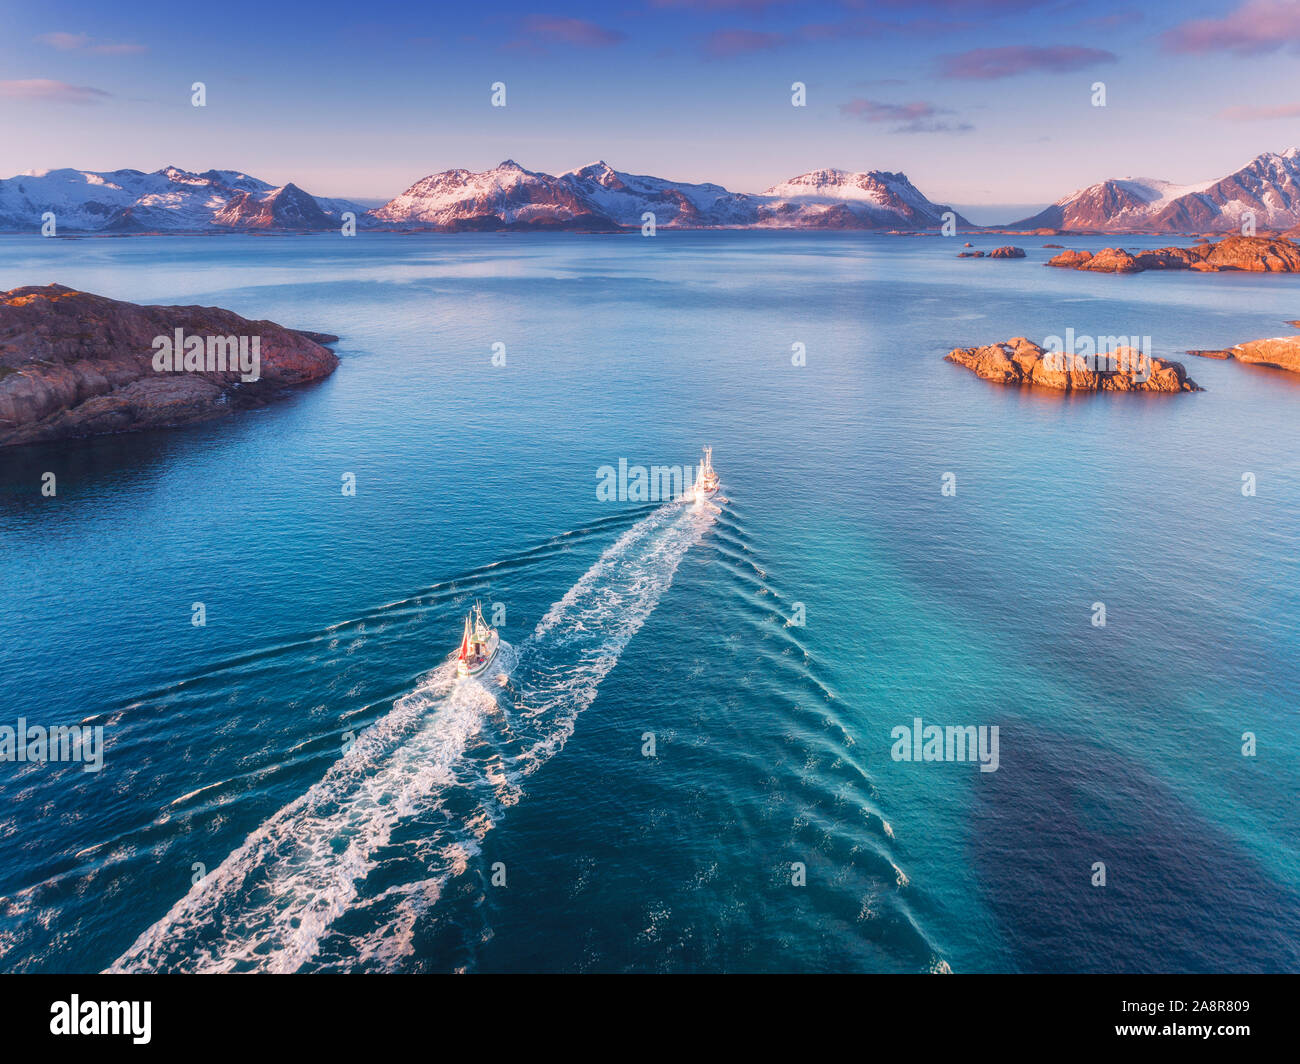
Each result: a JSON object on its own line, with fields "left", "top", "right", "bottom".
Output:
{"left": 20, "top": 154, "right": 1300, "bottom": 235}
{"left": 369, "top": 160, "right": 963, "bottom": 231}
{"left": 369, "top": 160, "right": 616, "bottom": 230}
{"left": 1012, "top": 150, "right": 1300, "bottom": 232}
{"left": 0, "top": 166, "right": 363, "bottom": 232}
{"left": 757, "top": 168, "right": 969, "bottom": 229}
{"left": 558, "top": 161, "right": 758, "bottom": 227}
{"left": 0, "top": 159, "right": 967, "bottom": 233}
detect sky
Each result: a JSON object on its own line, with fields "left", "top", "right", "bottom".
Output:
{"left": 2, "top": 0, "right": 1300, "bottom": 215}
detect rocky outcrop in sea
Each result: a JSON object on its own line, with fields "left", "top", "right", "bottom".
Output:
{"left": 945, "top": 337, "right": 1201, "bottom": 393}
{"left": 0, "top": 284, "right": 338, "bottom": 446}
{"left": 1047, "top": 235, "right": 1300, "bottom": 273}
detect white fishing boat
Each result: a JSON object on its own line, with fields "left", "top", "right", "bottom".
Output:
{"left": 455, "top": 601, "right": 499, "bottom": 678}
{"left": 688, "top": 446, "right": 719, "bottom": 500}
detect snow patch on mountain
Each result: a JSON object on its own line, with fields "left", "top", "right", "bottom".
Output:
{"left": 557, "top": 161, "right": 758, "bottom": 227}
{"left": 370, "top": 160, "right": 963, "bottom": 230}
{"left": 1013, "top": 149, "right": 1300, "bottom": 232}
{"left": 1109, "top": 178, "right": 1216, "bottom": 209}
{"left": 1, "top": 159, "right": 969, "bottom": 233}
{"left": 759, "top": 168, "right": 969, "bottom": 228}
{"left": 369, "top": 160, "right": 615, "bottom": 229}
{"left": 0, "top": 166, "right": 363, "bottom": 232}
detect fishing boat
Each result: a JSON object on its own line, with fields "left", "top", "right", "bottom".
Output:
{"left": 689, "top": 446, "right": 720, "bottom": 499}
{"left": 455, "top": 601, "right": 500, "bottom": 678}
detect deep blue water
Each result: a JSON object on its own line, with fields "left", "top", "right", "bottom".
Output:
{"left": 0, "top": 231, "right": 1297, "bottom": 972}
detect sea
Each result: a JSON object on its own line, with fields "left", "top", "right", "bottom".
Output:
{"left": 0, "top": 230, "right": 1297, "bottom": 973}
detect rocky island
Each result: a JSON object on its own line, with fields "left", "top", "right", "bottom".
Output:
{"left": 0, "top": 284, "right": 338, "bottom": 447}
{"left": 1188, "top": 330, "right": 1300, "bottom": 375}
{"left": 957, "top": 245, "right": 1026, "bottom": 259}
{"left": 946, "top": 337, "right": 1201, "bottom": 393}
{"left": 1046, "top": 235, "right": 1300, "bottom": 274}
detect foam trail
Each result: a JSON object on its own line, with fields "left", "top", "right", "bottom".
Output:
{"left": 335, "top": 497, "right": 719, "bottom": 968}
{"left": 110, "top": 497, "right": 717, "bottom": 972}
{"left": 109, "top": 664, "right": 495, "bottom": 972}
{"left": 513, "top": 496, "right": 717, "bottom": 776}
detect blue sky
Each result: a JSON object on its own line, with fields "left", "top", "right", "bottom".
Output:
{"left": 2, "top": 0, "right": 1299, "bottom": 212}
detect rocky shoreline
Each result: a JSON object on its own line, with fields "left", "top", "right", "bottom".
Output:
{"left": 946, "top": 337, "right": 1201, "bottom": 393}
{"left": 1046, "top": 235, "right": 1300, "bottom": 274}
{"left": 0, "top": 284, "right": 339, "bottom": 447}
{"left": 957, "top": 245, "right": 1025, "bottom": 259}
{"left": 1188, "top": 329, "right": 1300, "bottom": 375}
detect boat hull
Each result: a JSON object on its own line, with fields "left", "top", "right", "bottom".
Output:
{"left": 457, "top": 629, "right": 500, "bottom": 678}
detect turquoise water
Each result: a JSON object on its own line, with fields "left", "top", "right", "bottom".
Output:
{"left": 0, "top": 231, "right": 1297, "bottom": 972}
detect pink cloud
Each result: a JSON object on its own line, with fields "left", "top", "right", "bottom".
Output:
{"left": 841, "top": 99, "right": 937, "bottom": 121}
{"left": 0, "top": 79, "right": 111, "bottom": 104}
{"left": 871, "top": 0, "right": 1051, "bottom": 8}
{"left": 1161, "top": 0, "right": 1300, "bottom": 55}
{"left": 37, "top": 30, "right": 146, "bottom": 55}
{"left": 1218, "top": 102, "right": 1300, "bottom": 121}
{"left": 939, "top": 44, "right": 1116, "bottom": 79}
{"left": 700, "top": 13, "right": 979, "bottom": 57}
{"left": 520, "top": 16, "right": 624, "bottom": 47}
{"left": 704, "top": 28, "right": 787, "bottom": 56}
{"left": 37, "top": 31, "right": 91, "bottom": 49}
{"left": 1076, "top": 12, "right": 1144, "bottom": 30}
{"left": 89, "top": 42, "right": 148, "bottom": 56}
{"left": 654, "top": 0, "right": 791, "bottom": 9}
{"left": 839, "top": 97, "right": 972, "bottom": 133}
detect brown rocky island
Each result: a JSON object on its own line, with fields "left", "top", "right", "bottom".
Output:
{"left": 1188, "top": 330, "right": 1300, "bottom": 375}
{"left": 957, "top": 245, "right": 1026, "bottom": 259}
{"left": 0, "top": 284, "right": 339, "bottom": 447}
{"left": 946, "top": 337, "right": 1201, "bottom": 393}
{"left": 1046, "top": 235, "right": 1300, "bottom": 274}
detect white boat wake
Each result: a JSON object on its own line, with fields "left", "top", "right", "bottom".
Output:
{"left": 109, "top": 496, "right": 717, "bottom": 972}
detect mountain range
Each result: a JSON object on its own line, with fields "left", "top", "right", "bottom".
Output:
{"left": 0, "top": 161, "right": 968, "bottom": 233}
{"left": 371, "top": 159, "right": 972, "bottom": 230}
{"left": 1011, "top": 149, "right": 1300, "bottom": 233}
{"left": 0, "top": 166, "right": 362, "bottom": 233}
{"left": 4, "top": 151, "right": 1300, "bottom": 234}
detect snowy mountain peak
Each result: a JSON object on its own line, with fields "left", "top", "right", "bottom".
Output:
{"left": 764, "top": 168, "right": 848, "bottom": 195}
{"left": 370, "top": 161, "right": 615, "bottom": 229}
{"left": 0, "top": 165, "right": 361, "bottom": 232}
{"left": 1, "top": 158, "right": 967, "bottom": 233}
{"left": 1015, "top": 147, "right": 1300, "bottom": 232}
{"left": 369, "top": 159, "right": 965, "bottom": 231}
{"left": 1252, "top": 148, "right": 1300, "bottom": 165}
{"left": 568, "top": 160, "right": 616, "bottom": 178}
{"left": 760, "top": 167, "right": 965, "bottom": 228}
{"left": 562, "top": 160, "right": 626, "bottom": 191}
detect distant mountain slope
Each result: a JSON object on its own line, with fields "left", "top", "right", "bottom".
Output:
{"left": 0, "top": 159, "right": 971, "bottom": 233}
{"left": 0, "top": 166, "right": 363, "bottom": 232}
{"left": 558, "top": 161, "right": 759, "bottom": 227}
{"left": 369, "top": 160, "right": 965, "bottom": 231}
{"left": 1011, "top": 150, "right": 1300, "bottom": 232}
{"left": 368, "top": 160, "right": 618, "bottom": 230}
{"left": 758, "top": 168, "right": 970, "bottom": 229}
{"left": 19, "top": 153, "right": 1300, "bottom": 235}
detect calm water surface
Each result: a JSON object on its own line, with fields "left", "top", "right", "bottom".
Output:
{"left": 0, "top": 231, "right": 1297, "bottom": 972}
